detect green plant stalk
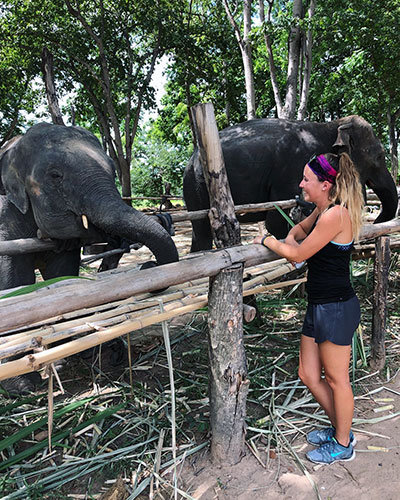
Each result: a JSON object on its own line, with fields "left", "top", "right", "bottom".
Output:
{"left": 0, "top": 276, "right": 93, "bottom": 299}
{"left": 0, "top": 403, "right": 125, "bottom": 471}
{"left": 273, "top": 204, "right": 296, "bottom": 228}
{"left": 0, "top": 397, "right": 98, "bottom": 453}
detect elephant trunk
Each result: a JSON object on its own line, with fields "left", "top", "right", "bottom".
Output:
{"left": 86, "top": 199, "right": 179, "bottom": 265}
{"left": 367, "top": 166, "right": 399, "bottom": 224}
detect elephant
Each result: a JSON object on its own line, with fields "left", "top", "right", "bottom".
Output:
{"left": 183, "top": 115, "right": 398, "bottom": 251}
{"left": 0, "top": 122, "right": 179, "bottom": 291}
{"left": 0, "top": 123, "right": 180, "bottom": 395}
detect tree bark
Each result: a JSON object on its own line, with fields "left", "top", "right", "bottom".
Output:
{"left": 281, "top": 0, "right": 303, "bottom": 119}
{"left": 387, "top": 104, "right": 400, "bottom": 184}
{"left": 191, "top": 103, "right": 241, "bottom": 248}
{"left": 297, "top": 0, "right": 316, "bottom": 120}
{"left": 208, "top": 265, "right": 249, "bottom": 463}
{"left": 191, "top": 102, "right": 248, "bottom": 464}
{"left": 41, "top": 47, "right": 65, "bottom": 126}
{"left": 223, "top": 0, "right": 256, "bottom": 120}
{"left": 370, "top": 236, "right": 391, "bottom": 371}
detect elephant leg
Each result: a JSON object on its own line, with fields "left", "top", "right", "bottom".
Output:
{"left": 265, "top": 210, "right": 293, "bottom": 239}
{"left": 0, "top": 254, "right": 37, "bottom": 291}
{"left": 39, "top": 248, "right": 81, "bottom": 280}
{"left": 190, "top": 218, "right": 213, "bottom": 252}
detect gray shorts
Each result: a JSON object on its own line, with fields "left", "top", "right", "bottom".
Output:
{"left": 302, "top": 295, "right": 360, "bottom": 346}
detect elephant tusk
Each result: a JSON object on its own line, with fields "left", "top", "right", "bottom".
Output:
{"left": 82, "top": 214, "right": 89, "bottom": 229}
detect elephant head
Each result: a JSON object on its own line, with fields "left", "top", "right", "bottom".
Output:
{"left": 332, "top": 115, "right": 398, "bottom": 223}
{"left": 0, "top": 122, "right": 179, "bottom": 267}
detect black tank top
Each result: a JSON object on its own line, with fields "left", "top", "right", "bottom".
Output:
{"left": 306, "top": 227, "right": 355, "bottom": 304}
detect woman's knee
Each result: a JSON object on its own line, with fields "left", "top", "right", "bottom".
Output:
{"left": 298, "top": 366, "right": 320, "bottom": 388}
{"left": 324, "top": 372, "right": 350, "bottom": 391}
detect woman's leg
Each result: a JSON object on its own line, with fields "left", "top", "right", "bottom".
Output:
{"left": 298, "top": 335, "right": 336, "bottom": 425}
{"left": 318, "top": 340, "right": 353, "bottom": 446}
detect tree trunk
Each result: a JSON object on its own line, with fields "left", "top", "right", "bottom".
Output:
{"left": 191, "top": 102, "right": 248, "bottom": 465}
{"left": 208, "top": 264, "right": 249, "bottom": 463}
{"left": 297, "top": 0, "right": 316, "bottom": 120}
{"left": 281, "top": 0, "right": 303, "bottom": 119}
{"left": 242, "top": 0, "right": 256, "bottom": 119}
{"left": 41, "top": 47, "right": 65, "bottom": 126}
{"left": 223, "top": 0, "right": 256, "bottom": 120}
{"left": 259, "top": 0, "right": 283, "bottom": 117}
{"left": 387, "top": 105, "right": 400, "bottom": 184}
{"left": 370, "top": 236, "right": 391, "bottom": 371}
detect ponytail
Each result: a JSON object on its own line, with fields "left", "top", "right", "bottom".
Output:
{"left": 324, "top": 152, "right": 364, "bottom": 241}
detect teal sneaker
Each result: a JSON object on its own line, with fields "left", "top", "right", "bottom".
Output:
{"left": 307, "top": 427, "right": 356, "bottom": 447}
{"left": 306, "top": 437, "right": 355, "bottom": 465}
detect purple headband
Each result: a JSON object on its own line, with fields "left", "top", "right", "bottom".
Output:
{"left": 307, "top": 155, "right": 337, "bottom": 184}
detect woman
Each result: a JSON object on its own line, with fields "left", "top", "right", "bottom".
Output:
{"left": 254, "top": 153, "right": 364, "bottom": 465}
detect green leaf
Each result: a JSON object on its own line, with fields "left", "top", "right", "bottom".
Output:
{"left": 0, "top": 276, "right": 93, "bottom": 299}
{"left": 0, "top": 403, "right": 126, "bottom": 471}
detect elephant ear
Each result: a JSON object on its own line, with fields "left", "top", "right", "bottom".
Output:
{"left": 0, "top": 138, "right": 29, "bottom": 214}
{"left": 332, "top": 122, "right": 353, "bottom": 154}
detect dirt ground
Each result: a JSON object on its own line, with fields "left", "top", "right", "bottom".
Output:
{"left": 177, "top": 372, "right": 400, "bottom": 500}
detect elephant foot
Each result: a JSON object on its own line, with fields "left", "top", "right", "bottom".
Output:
{"left": 109, "top": 338, "right": 126, "bottom": 366}
{"left": 1, "top": 372, "right": 42, "bottom": 397}
{"left": 79, "top": 339, "right": 126, "bottom": 367}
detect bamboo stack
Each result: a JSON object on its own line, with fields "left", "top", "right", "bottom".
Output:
{"left": 1, "top": 218, "right": 400, "bottom": 383}
{"left": 0, "top": 255, "right": 305, "bottom": 382}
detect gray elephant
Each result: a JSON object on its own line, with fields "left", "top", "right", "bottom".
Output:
{"left": 183, "top": 115, "right": 398, "bottom": 251}
{"left": 0, "top": 122, "right": 179, "bottom": 290}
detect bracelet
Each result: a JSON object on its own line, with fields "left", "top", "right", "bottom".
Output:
{"left": 260, "top": 234, "right": 273, "bottom": 247}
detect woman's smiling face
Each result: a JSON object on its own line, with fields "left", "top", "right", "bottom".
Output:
{"left": 299, "top": 164, "right": 327, "bottom": 203}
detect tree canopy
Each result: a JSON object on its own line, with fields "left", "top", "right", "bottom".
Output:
{"left": 1, "top": 0, "right": 399, "bottom": 193}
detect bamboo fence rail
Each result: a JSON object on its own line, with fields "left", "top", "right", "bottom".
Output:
{"left": 0, "top": 254, "right": 305, "bottom": 381}
{"left": 0, "top": 218, "right": 399, "bottom": 382}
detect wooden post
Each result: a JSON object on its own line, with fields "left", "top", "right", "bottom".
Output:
{"left": 191, "top": 102, "right": 249, "bottom": 465}
{"left": 370, "top": 236, "right": 391, "bottom": 371}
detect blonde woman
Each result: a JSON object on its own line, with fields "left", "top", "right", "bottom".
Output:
{"left": 254, "top": 153, "right": 364, "bottom": 464}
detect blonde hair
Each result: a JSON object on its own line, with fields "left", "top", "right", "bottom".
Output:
{"left": 324, "top": 152, "right": 364, "bottom": 241}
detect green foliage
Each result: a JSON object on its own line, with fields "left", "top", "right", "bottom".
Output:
{"left": 0, "top": 3, "right": 43, "bottom": 140}
{"left": 0, "top": 275, "right": 92, "bottom": 299}
{"left": 1, "top": 0, "right": 399, "bottom": 186}
{"left": 131, "top": 122, "right": 191, "bottom": 196}
{"left": 309, "top": 0, "right": 400, "bottom": 135}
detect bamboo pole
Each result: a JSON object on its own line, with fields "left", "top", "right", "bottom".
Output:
{"left": 0, "top": 260, "right": 300, "bottom": 353}
{"left": 0, "top": 188, "right": 394, "bottom": 257}
{"left": 0, "top": 200, "right": 298, "bottom": 256}
{"left": 0, "top": 276, "right": 306, "bottom": 381}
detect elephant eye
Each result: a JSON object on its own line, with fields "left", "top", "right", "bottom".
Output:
{"left": 48, "top": 168, "right": 63, "bottom": 180}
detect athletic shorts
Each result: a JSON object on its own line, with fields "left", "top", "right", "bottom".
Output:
{"left": 302, "top": 295, "right": 360, "bottom": 346}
